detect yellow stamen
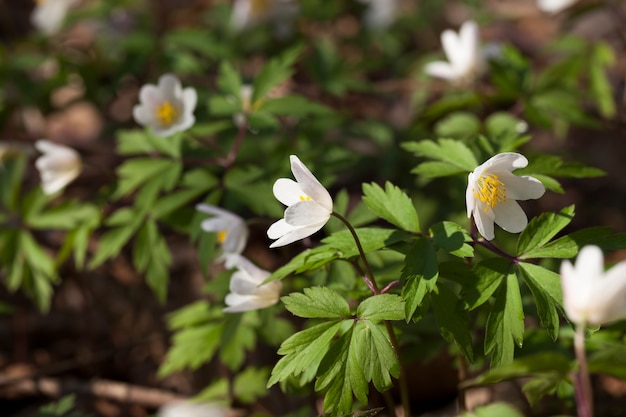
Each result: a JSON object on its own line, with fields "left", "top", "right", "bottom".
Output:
{"left": 299, "top": 195, "right": 311, "bottom": 201}
{"left": 250, "top": 0, "right": 271, "bottom": 15}
{"left": 474, "top": 172, "right": 506, "bottom": 212}
{"left": 217, "top": 230, "right": 227, "bottom": 244}
{"left": 155, "top": 101, "right": 179, "bottom": 127}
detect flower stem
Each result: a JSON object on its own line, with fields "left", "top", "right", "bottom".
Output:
{"left": 223, "top": 121, "right": 248, "bottom": 169}
{"left": 574, "top": 324, "right": 594, "bottom": 417}
{"left": 331, "top": 211, "right": 410, "bottom": 417}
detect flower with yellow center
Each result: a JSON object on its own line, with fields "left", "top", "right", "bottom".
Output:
{"left": 466, "top": 152, "right": 545, "bottom": 240}
{"left": 31, "top": 0, "right": 76, "bottom": 35}
{"left": 267, "top": 155, "right": 333, "bottom": 248}
{"left": 223, "top": 255, "right": 282, "bottom": 313}
{"left": 196, "top": 204, "right": 249, "bottom": 266}
{"left": 35, "top": 140, "right": 82, "bottom": 195}
{"left": 133, "top": 74, "right": 197, "bottom": 137}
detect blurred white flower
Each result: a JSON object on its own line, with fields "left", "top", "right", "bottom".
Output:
{"left": 267, "top": 155, "right": 333, "bottom": 248}
{"left": 561, "top": 246, "right": 626, "bottom": 326}
{"left": 133, "top": 74, "right": 197, "bottom": 137}
{"left": 425, "top": 20, "right": 484, "bottom": 85}
{"left": 158, "top": 401, "right": 229, "bottom": 417}
{"left": 196, "top": 204, "right": 249, "bottom": 265}
{"left": 31, "top": 0, "right": 76, "bottom": 35}
{"left": 233, "top": 84, "right": 254, "bottom": 128}
{"left": 358, "top": 0, "right": 400, "bottom": 30}
{"left": 35, "top": 140, "right": 82, "bottom": 195}
{"left": 224, "top": 255, "right": 282, "bottom": 313}
{"left": 537, "top": 0, "right": 578, "bottom": 14}
{"left": 466, "top": 153, "right": 545, "bottom": 240}
{"left": 230, "top": 0, "right": 299, "bottom": 36}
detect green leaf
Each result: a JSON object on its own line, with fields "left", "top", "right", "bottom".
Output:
{"left": 589, "top": 42, "right": 616, "bottom": 118}
{"left": 522, "top": 226, "right": 613, "bottom": 259}
{"left": 402, "top": 138, "right": 478, "bottom": 176}
{"left": 485, "top": 112, "right": 527, "bottom": 139}
{"left": 430, "top": 221, "right": 473, "bottom": 258}
{"left": 517, "top": 263, "right": 562, "bottom": 340}
{"left": 216, "top": 61, "right": 242, "bottom": 96}
{"left": 357, "top": 294, "right": 405, "bottom": 322}
{"left": 321, "top": 227, "right": 411, "bottom": 259}
{"left": 517, "top": 155, "right": 605, "bottom": 179}
{"left": 431, "top": 283, "right": 474, "bottom": 361}
{"left": 352, "top": 320, "right": 399, "bottom": 392}
{"left": 401, "top": 238, "right": 439, "bottom": 320}
{"left": 517, "top": 205, "right": 575, "bottom": 257}
{"left": 484, "top": 272, "right": 524, "bottom": 367}
{"left": 265, "top": 245, "right": 340, "bottom": 282}
{"left": 158, "top": 323, "right": 223, "bottom": 376}
{"left": 114, "top": 158, "right": 181, "bottom": 198}
{"left": 269, "top": 321, "right": 342, "bottom": 387}
{"left": 282, "top": 287, "right": 350, "bottom": 319}
{"left": 116, "top": 129, "right": 155, "bottom": 155}
{"left": 459, "top": 402, "right": 525, "bottom": 417}
{"left": 434, "top": 111, "right": 481, "bottom": 139}
{"left": 589, "top": 344, "right": 626, "bottom": 380}
{"left": 410, "top": 161, "right": 467, "bottom": 178}
{"left": 233, "top": 367, "right": 271, "bottom": 404}
{"left": 253, "top": 45, "right": 302, "bottom": 102}
{"left": 261, "top": 95, "right": 332, "bottom": 117}
{"left": 27, "top": 202, "right": 99, "bottom": 230}
{"left": 362, "top": 182, "right": 420, "bottom": 233}
{"left": 220, "top": 314, "right": 257, "bottom": 371}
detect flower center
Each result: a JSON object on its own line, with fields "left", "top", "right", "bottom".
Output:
{"left": 474, "top": 172, "right": 506, "bottom": 211}
{"left": 299, "top": 195, "right": 311, "bottom": 201}
{"left": 217, "top": 230, "right": 227, "bottom": 244}
{"left": 156, "top": 101, "right": 179, "bottom": 127}
{"left": 250, "top": 0, "right": 271, "bottom": 15}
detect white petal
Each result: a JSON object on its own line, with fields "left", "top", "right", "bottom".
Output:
{"left": 458, "top": 21, "right": 479, "bottom": 73}
{"left": 196, "top": 203, "right": 230, "bottom": 217}
{"left": 230, "top": 271, "right": 262, "bottom": 295}
{"left": 441, "top": 29, "right": 463, "bottom": 70}
{"left": 575, "top": 246, "right": 605, "bottom": 283}
{"left": 289, "top": 155, "right": 333, "bottom": 211}
{"left": 473, "top": 204, "right": 495, "bottom": 240}
{"left": 223, "top": 225, "right": 248, "bottom": 255}
{"left": 273, "top": 178, "right": 305, "bottom": 207}
{"left": 158, "top": 74, "right": 182, "bottom": 99}
{"left": 492, "top": 199, "right": 528, "bottom": 234}
{"left": 158, "top": 401, "right": 228, "bottom": 417}
{"left": 466, "top": 171, "right": 477, "bottom": 218}
{"left": 500, "top": 173, "right": 546, "bottom": 201}
{"left": 182, "top": 87, "right": 198, "bottom": 113}
{"left": 284, "top": 201, "right": 331, "bottom": 227}
{"left": 138, "top": 84, "right": 163, "bottom": 108}
{"left": 224, "top": 294, "right": 276, "bottom": 312}
{"left": 483, "top": 152, "right": 528, "bottom": 172}
{"left": 593, "top": 262, "right": 626, "bottom": 324}
{"left": 269, "top": 224, "right": 324, "bottom": 248}
{"left": 267, "top": 218, "right": 297, "bottom": 240}
{"left": 230, "top": 256, "right": 271, "bottom": 285}
{"left": 537, "top": 0, "right": 578, "bottom": 13}
{"left": 425, "top": 61, "right": 458, "bottom": 81}
{"left": 200, "top": 217, "right": 228, "bottom": 233}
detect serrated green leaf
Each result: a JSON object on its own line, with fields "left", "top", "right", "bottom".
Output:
{"left": 265, "top": 245, "right": 340, "bottom": 283}
{"left": 430, "top": 221, "right": 473, "bottom": 257}
{"left": 410, "top": 161, "right": 466, "bottom": 178}
{"left": 431, "top": 283, "right": 474, "bottom": 361}
{"left": 261, "top": 95, "right": 331, "bottom": 117}
{"left": 114, "top": 158, "right": 181, "bottom": 198}
{"left": 321, "top": 227, "right": 411, "bottom": 259}
{"left": 362, "top": 182, "right": 420, "bottom": 233}
{"left": 166, "top": 300, "right": 218, "bottom": 329}
{"left": 589, "top": 42, "right": 616, "bottom": 118}
{"left": 401, "top": 238, "right": 439, "bottom": 320}
{"left": 434, "top": 112, "right": 481, "bottom": 139}
{"left": 158, "top": 323, "right": 223, "bottom": 376}
{"left": 357, "top": 294, "right": 405, "bottom": 322}
{"left": 282, "top": 287, "right": 350, "bottom": 319}
{"left": 484, "top": 272, "right": 524, "bottom": 367}
{"left": 517, "top": 205, "right": 575, "bottom": 257}
{"left": 517, "top": 155, "right": 605, "bottom": 179}
{"left": 253, "top": 45, "right": 302, "bottom": 102}
{"left": 233, "top": 367, "right": 271, "bottom": 404}
{"left": 269, "top": 321, "right": 342, "bottom": 387}
{"left": 589, "top": 344, "right": 626, "bottom": 380}
{"left": 402, "top": 138, "right": 478, "bottom": 174}
{"left": 217, "top": 61, "right": 242, "bottom": 96}
{"left": 517, "top": 263, "right": 562, "bottom": 340}
{"left": 352, "top": 320, "right": 399, "bottom": 392}
{"left": 463, "top": 258, "right": 511, "bottom": 310}
{"left": 522, "top": 226, "right": 612, "bottom": 258}
{"left": 116, "top": 129, "right": 155, "bottom": 155}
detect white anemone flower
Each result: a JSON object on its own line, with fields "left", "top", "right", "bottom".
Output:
{"left": 133, "top": 74, "right": 197, "bottom": 137}
{"left": 358, "top": 0, "right": 400, "bottom": 30}
{"left": 35, "top": 140, "right": 82, "bottom": 195}
{"left": 561, "top": 246, "right": 626, "bottom": 326}
{"left": 466, "top": 153, "right": 545, "bottom": 241}
{"left": 230, "top": 0, "right": 299, "bottom": 35}
{"left": 537, "top": 0, "right": 578, "bottom": 14}
{"left": 233, "top": 84, "right": 254, "bottom": 128}
{"left": 267, "top": 155, "right": 333, "bottom": 248}
{"left": 425, "top": 20, "right": 484, "bottom": 85}
{"left": 224, "top": 255, "right": 282, "bottom": 313}
{"left": 31, "top": 0, "right": 76, "bottom": 36}
{"left": 196, "top": 204, "right": 249, "bottom": 266}
{"left": 158, "top": 401, "right": 228, "bottom": 417}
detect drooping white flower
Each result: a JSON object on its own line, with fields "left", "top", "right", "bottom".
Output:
{"left": 31, "top": 0, "right": 76, "bottom": 36}
{"left": 358, "top": 0, "right": 400, "bottom": 30}
{"left": 158, "top": 401, "right": 228, "bottom": 417}
{"left": 35, "top": 140, "right": 82, "bottom": 195}
{"left": 267, "top": 155, "right": 333, "bottom": 248}
{"left": 466, "top": 153, "right": 545, "bottom": 240}
{"left": 223, "top": 255, "right": 282, "bottom": 313}
{"left": 133, "top": 74, "right": 197, "bottom": 137}
{"left": 196, "top": 204, "right": 249, "bottom": 265}
{"left": 561, "top": 246, "right": 626, "bottom": 326}
{"left": 230, "top": 0, "right": 299, "bottom": 35}
{"left": 425, "top": 20, "right": 484, "bottom": 85}
{"left": 537, "top": 0, "right": 578, "bottom": 14}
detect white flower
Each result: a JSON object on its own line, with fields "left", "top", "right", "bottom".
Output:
{"left": 158, "top": 401, "right": 228, "bottom": 417}
{"left": 358, "top": 0, "right": 400, "bottom": 30}
{"left": 133, "top": 74, "right": 197, "bottom": 137}
{"left": 35, "top": 140, "right": 82, "bottom": 195}
{"left": 561, "top": 246, "right": 626, "bottom": 326}
{"left": 196, "top": 204, "right": 249, "bottom": 265}
{"left": 425, "top": 20, "right": 484, "bottom": 85}
{"left": 230, "top": 0, "right": 299, "bottom": 35}
{"left": 267, "top": 155, "right": 333, "bottom": 248}
{"left": 466, "top": 153, "right": 545, "bottom": 240}
{"left": 223, "top": 255, "right": 282, "bottom": 313}
{"left": 537, "top": 0, "right": 578, "bottom": 14}
{"left": 233, "top": 84, "right": 254, "bottom": 128}
{"left": 31, "top": 0, "right": 76, "bottom": 36}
